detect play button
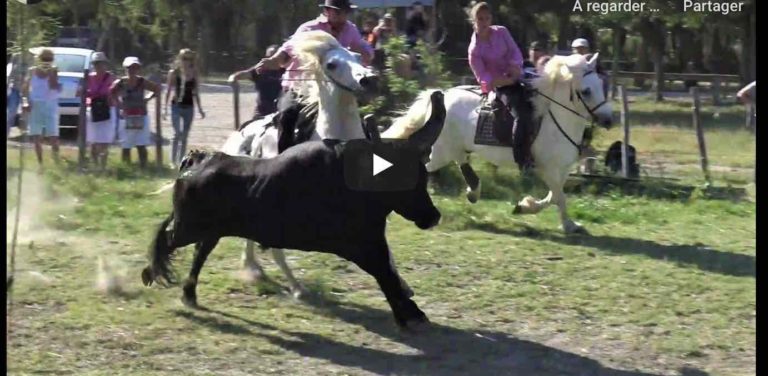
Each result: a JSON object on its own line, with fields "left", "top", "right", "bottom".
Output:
{"left": 373, "top": 154, "right": 393, "bottom": 176}
{"left": 343, "top": 139, "right": 421, "bottom": 192}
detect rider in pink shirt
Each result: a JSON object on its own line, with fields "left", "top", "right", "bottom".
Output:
{"left": 468, "top": 2, "right": 535, "bottom": 172}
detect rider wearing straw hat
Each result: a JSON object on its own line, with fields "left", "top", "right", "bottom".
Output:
{"left": 254, "top": 0, "right": 374, "bottom": 152}
{"left": 255, "top": 0, "right": 374, "bottom": 92}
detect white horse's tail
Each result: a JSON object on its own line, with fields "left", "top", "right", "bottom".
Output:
{"left": 382, "top": 89, "right": 440, "bottom": 139}
{"left": 148, "top": 181, "right": 175, "bottom": 196}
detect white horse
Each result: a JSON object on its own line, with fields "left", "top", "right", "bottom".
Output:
{"left": 221, "top": 30, "right": 406, "bottom": 298}
{"left": 382, "top": 53, "right": 613, "bottom": 234}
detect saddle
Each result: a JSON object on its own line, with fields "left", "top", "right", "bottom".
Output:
{"left": 469, "top": 81, "right": 541, "bottom": 148}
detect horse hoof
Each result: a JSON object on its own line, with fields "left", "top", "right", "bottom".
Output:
{"left": 141, "top": 267, "right": 154, "bottom": 286}
{"left": 512, "top": 204, "right": 523, "bottom": 215}
{"left": 239, "top": 268, "right": 267, "bottom": 284}
{"left": 466, "top": 191, "right": 479, "bottom": 204}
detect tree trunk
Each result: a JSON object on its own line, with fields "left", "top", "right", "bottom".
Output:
{"left": 556, "top": 12, "right": 570, "bottom": 51}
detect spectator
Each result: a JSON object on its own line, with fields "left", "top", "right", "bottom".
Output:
{"left": 523, "top": 41, "right": 550, "bottom": 76}
{"left": 571, "top": 38, "right": 590, "bottom": 56}
{"left": 369, "top": 13, "right": 397, "bottom": 70}
{"left": 229, "top": 45, "right": 285, "bottom": 128}
{"left": 406, "top": 1, "right": 428, "bottom": 48}
{"left": 23, "top": 48, "right": 61, "bottom": 169}
{"left": 369, "top": 13, "right": 397, "bottom": 49}
{"left": 164, "top": 48, "right": 205, "bottom": 167}
{"left": 361, "top": 17, "right": 377, "bottom": 42}
{"left": 84, "top": 52, "right": 117, "bottom": 172}
{"left": 110, "top": 57, "right": 162, "bottom": 169}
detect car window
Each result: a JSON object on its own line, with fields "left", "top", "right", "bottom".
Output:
{"left": 54, "top": 54, "right": 87, "bottom": 73}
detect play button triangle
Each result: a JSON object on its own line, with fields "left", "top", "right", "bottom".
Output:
{"left": 373, "top": 154, "right": 393, "bottom": 176}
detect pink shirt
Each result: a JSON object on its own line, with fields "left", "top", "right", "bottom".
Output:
{"left": 86, "top": 71, "right": 114, "bottom": 105}
{"left": 468, "top": 25, "right": 524, "bottom": 93}
{"left": 277, "top": 15, "right": 374, "bottom": 90}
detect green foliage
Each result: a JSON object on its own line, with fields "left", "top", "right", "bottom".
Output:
{"left": 360, "top": 36, "right": 454, "bottom": 123}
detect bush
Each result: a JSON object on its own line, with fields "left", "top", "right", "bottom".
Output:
{"left": 360, "top": 36, "right": 455, "bottom": 125}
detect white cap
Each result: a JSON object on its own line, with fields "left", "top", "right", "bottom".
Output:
{"left": 571, "top": 38, "right": 589, "bottom": 49}
{"left": 122, "top": 56, "right": 142, "bottom": 68}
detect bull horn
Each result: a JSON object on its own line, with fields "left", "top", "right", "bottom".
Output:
{"left": 408, "top": 91, "right": 446, "bottom": 152}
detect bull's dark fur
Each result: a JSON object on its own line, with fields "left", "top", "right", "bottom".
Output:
{"left": 143, "top": 92, "right": 446, "bottom": 329}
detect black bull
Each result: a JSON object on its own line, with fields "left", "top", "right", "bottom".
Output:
{"left": 142, "top": 92, "right": 446, "bottom": 330}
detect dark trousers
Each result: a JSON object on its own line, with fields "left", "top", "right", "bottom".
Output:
{"left": 493, "top": 82, "right": 535, "bottom": 167}
{"left": 276, "top": 91, "right": 319, "bottom": 154}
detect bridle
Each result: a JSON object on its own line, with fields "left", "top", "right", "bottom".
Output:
{"left": 530, "top": 69, "right": 609, "bottom": 153}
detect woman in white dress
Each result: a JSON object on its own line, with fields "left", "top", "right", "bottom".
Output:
{"left": 84, "top": 52, "right": 118, "bottom": 171}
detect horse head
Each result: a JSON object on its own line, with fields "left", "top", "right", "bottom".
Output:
{"left": 537, "top": 53, "right": 613, "bottom": 128}
{"left": 290, "top": 30, "right": 378, "bottom": 99}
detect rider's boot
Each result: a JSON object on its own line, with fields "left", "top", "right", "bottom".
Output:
{"left": 510, "top": 84, "right": 536, "bottom": 173}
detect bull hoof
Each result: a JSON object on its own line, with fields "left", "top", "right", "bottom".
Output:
{"left": 291, "top": 286, "right": 309, "bottom": 300}
{"left": 141, "top": 267, "right": 154, "bottom": 286}
{"left": 181, "top": 295, "right": 199, "bottom": 309}
{"left": 401, "top": 316, "right": 431, "bottom": 333}
{"left": 403, "top": 287, "right": 415, "bottom": 299}
{"left": 466, "top": 189, "right": 479, "bottom": 204}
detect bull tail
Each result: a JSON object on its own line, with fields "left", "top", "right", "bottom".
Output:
{"left": 142, "top": 213, "right": 177, "bottom": 286}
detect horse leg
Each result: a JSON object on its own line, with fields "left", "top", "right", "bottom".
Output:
{"left": 347, "top": 240, "right": 427, "bottom": 331}
{"left": 551, "top": 181, "right": 588, "bottom": 235}
{"left": 459, "top": 162, "right": 481, "bottom": 204}
{"left": 540, "top": 169, "right": 587, "bottom": 234}
{"left": 270, "top": 248, "right": 307, "bottom": 299}
{"left": 240, "top": 240, "right": 267, "bottom": 283}
{"left": 182, "top": 237, "right": 220, "bottom": 308}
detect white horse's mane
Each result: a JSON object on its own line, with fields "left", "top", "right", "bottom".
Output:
{"left": 383, "top": 54, "right": 591, "bottom": 140}
{"left": 531, "top": 54, "right": 589, "bottom": 119}
{"left": 288, "top": 30, "right": 342, "bottom": 104}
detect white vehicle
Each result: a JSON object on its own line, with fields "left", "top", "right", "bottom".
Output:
{"left": 28, "top": 47, "right": 97, "bottom": 133}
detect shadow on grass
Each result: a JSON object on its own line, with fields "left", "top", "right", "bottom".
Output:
{"left": 565, "top": 177, "right": 748, "bottom": 202}
{"left": 464, "top": 223, "right": 754, "bottom": 278}
{"left": 429, "top": 162, "right": 747, "bottom": 204}
{"left": 178, "top": 302, "right": 705, "bottom": 376}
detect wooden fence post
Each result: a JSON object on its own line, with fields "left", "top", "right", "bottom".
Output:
{"left": 232, "top": 80, "right": 240, "bottom": 130}
{"left": 155, "top": 94, "right": 162, "bottom": 167}
{"left": 691, "top": 87, "right": 712, "bottom": 185}
{"left": 746, "top": 104, "right": 755, "bottom": 132}
{"left": 78, "top": 68, "right": 89, "bottom": 171}
{"left": 711, "top": 76, "right": 721, "bottom": 106}
{"left": 618, "top": 85, "right": 630, "bottom": 178}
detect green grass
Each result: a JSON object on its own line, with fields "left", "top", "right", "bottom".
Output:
{"left": 6, "top": 139, "right": 755, "bottom": 375}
